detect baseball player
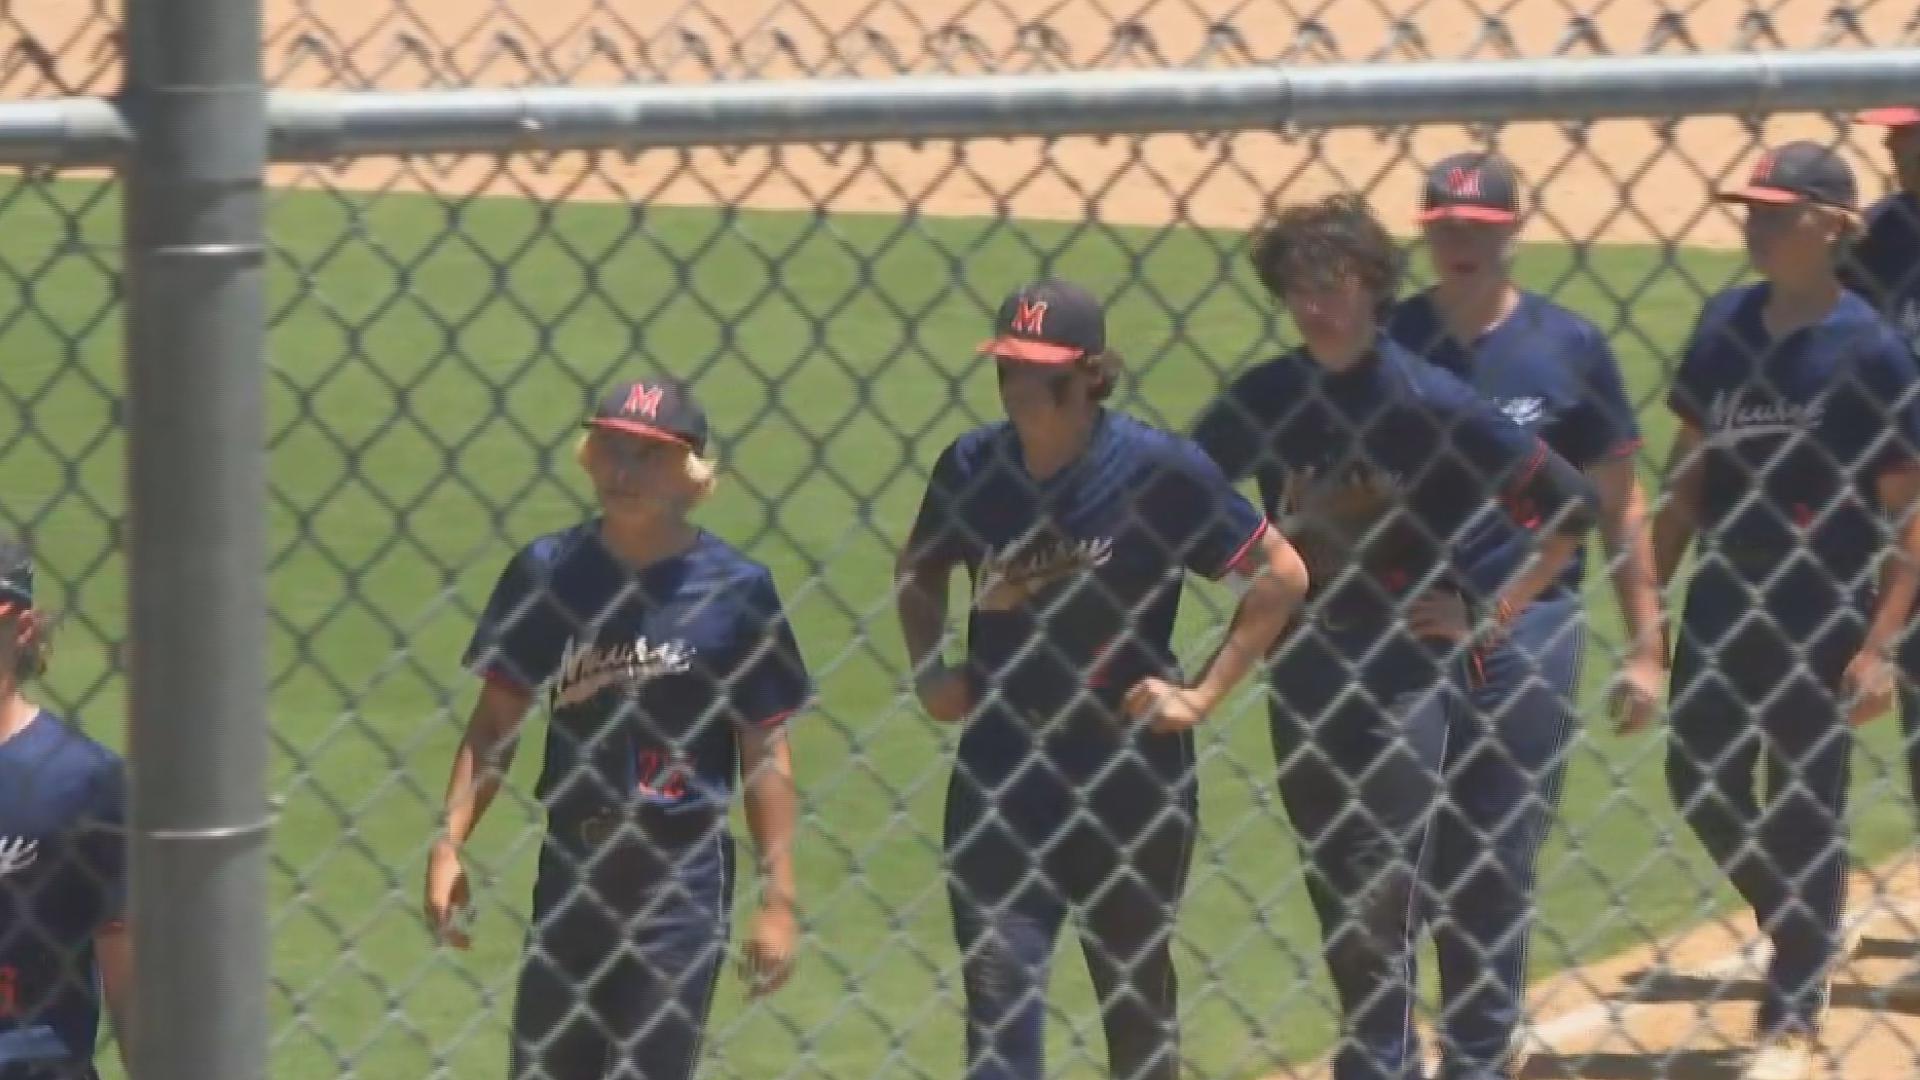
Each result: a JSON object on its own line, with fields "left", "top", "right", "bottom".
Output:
{"left": 1653, "top": 141, "right": 1920, "bottom": 1080}
{"left": 1191, "top": 193, "right": 1599, "bottom": 1080}
{"left": 1841, "top": 110, "right": 1920, "bottom": 983}
{"left": 1386, "top": 151, "right": 1663, "bottom": 1078}
{"left": 1843, "top": 105, "right": 1920, "bottom": 345}
{"left": 0, "top": 534, "right": 131, "bottom": 1080}
{"left": 895, "top": 279, "right": 1308, "bottom": 1080}
{"left": 423, "top": 379, "right": 812, "bottom": 1080}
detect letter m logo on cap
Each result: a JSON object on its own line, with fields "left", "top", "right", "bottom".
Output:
{"left": 1753, "top": 150, "right": 1777, "bottom": 183}
{"left": 1012, "top": 299, "right": 1049, "bottom": 336}
{"left": 1446, "top": 166, "right": 1482, "bottom": 199}
{"left": 623, "top": 383, "right": 664, "bottom": 419}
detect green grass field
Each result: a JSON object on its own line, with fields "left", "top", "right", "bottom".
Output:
{"left": 3, "top": 177, "right": 1918, "bottom": 1079}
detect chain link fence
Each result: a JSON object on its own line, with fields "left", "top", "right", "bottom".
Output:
{"left": 5, "top": 2, "right": 1920, "bottom": 1080}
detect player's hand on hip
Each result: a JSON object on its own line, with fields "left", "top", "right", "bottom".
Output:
{"left": 1609, "top": 648, "right": 1667, "bottom": 735}
{"left": 914, "top": 664, "right": 973, "bottom": 723}
{"left": 1124, "top": 676, "right": 1211, "bottom": 734}
{"left": 1406, "top": 589, "right": 1471, "bottom": 643}
{"left": 741, "top": 902, "right": 798, "bottom": 999}
{"left": 1843, "top": 648, "right": 1897, "bottom": 727}
{"left": 424, "top": 839, "right": 473, "bottom": 949}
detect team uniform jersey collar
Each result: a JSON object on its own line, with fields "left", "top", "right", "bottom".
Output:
{"left": 993, "top": 408, "right": 1116, "bottom": 489}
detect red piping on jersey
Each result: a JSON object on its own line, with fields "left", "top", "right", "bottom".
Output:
{"left": 1500, "top": 441, "right": 1549, "bottom": 527}
{"left": 480, "top": 667, "right": 529, "bottom": 694}
{"left": 1507, "top": 440, "right": 1547, "bottom": 493}
{"left": 1217, "top": 519, "right": 1270, "bottom": 580}
{"left": 1601, "top": 436, "right": 1644, "bottom": 460}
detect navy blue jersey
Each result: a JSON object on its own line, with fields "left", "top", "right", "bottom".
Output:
{"left": 463, "top": 526, "right": 812, "bottom": 822}
{"left": 907, "top": 410, "right": 1266, "bottom": 763}
{"left": 1842, "top": 192, "right": 1920, "bottom": 351}
{"left": 0, "top": 712, "right": 124, "bottom": 1068}
{"left": 1191, "top": 336, "right": 1550, "bottom": 609}
{"left": 1389, "top": 290, "right": 1641, "bottom": 595}
{"left": 1668, "top": 283, "right": 1920, "bottom": 606}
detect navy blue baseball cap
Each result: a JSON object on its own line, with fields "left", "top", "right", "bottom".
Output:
{"left": 979, "top": 279, "right": 1107, "bottom": 365}
{"left": 1418, "top": 152, "right": 1523, "bottom": 224}
{"left": 585, "top": 378, "right": 709, "bottom": 454}
{"left": 1720, "top": 141, "right": 1858, "bottom": 211}
{"left": 0, "top": 533, "right": 32, "bottom": 615}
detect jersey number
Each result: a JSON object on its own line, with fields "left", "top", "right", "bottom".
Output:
{"left": 636, "top": 750, "right": 689, "bottom": 800}
{"left": 0, "top": 964, "right": 16, "bottom": 1018}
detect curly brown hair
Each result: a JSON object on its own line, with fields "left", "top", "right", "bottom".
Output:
{"left": 1248, "top": 193, "right": 1404, "bottom": 313}
{"left": 2, "top": 609, "right": 49, "bottom": 682}
{"left": 1082, "top": 349, "right": 1122, "bottom": 402}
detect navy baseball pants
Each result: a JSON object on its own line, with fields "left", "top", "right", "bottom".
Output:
{"left": 1418, "top": 592, "right": 1585, "bottom": 1080}
{"left": 1666, "top": 572, "right": 1861, "bottom": 1038}
{"left": 510, "top": 810, "right": 735, "bottom": 1080}
{"left": 1268, "top": 613, "right": 1467, "bottom": 1080}
{"left": 944, "top": 720, "right": 1197, "bottom": 1080}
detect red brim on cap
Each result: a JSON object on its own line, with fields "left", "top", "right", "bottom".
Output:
{"left": 1858, "top": 107, "right": 1920, "bottom": 127}
{"left": 585, "top": 418, "right": 695, "bottom": 447}
{"left": 1718, "top": 185, "right": 1808, "bottom": 205}
{"left": 1417, "top": 205, "right": 1518, "bottom": 224}
{"left": 977, "top": 337, "right": 1086, "bottom": 365}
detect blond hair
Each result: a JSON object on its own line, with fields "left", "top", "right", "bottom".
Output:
{"left": 576, "top": 430, "right": 719, "bottom": 504}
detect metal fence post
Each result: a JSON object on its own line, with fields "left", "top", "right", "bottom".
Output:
{"left": 122, "top": 0, "right": 269, "bottom": 1075}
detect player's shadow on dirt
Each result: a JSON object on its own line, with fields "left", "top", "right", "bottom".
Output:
{"left": 1518, "top": 1049, "right": 1744, "bottom": 1079}
{"left": 1623, "top": 969, "right": 1920, "bottom": 1015}
{"left": 1856, "top": 935, "right": 1920, "bottom": 961}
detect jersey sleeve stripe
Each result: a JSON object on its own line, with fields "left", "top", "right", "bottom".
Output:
{"left": 1601, "top": 436, "right": 1644, "bottom": 460}
{"left": 751, "top": 707, "right": 799, "bottom": 729}
{"left": 479, "top": 666, "right": 529, "bottom": 693}
{"left": 1215, "top": 518, "right": 1270, "bottom": 580}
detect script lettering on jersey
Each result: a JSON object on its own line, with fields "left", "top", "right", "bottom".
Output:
{"left": 973, "top": 535, "right": 1114, "bottom": 612}
{"left": 1704, "top": 389, "right": 1827, "bottom": 444}
{"left": 1496, "top": 396, "right": 1547, "bottom": 427}
{"left": 552, "top": 635, "right": 696, "bottom": 708}
{"left": 0, "top": 835, "right": 38, "bottom": 877}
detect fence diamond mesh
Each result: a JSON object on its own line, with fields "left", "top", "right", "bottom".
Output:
{"left": 4, "top": 3, "right": 1920, "bottom": 1080}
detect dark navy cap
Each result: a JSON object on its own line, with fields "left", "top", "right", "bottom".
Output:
{"left": 978, "top": 279, "right": 1107, "bottom": 365}
{"left": 0, "top": 532, "right": 31, "bottom": 613}
{"left": 1418, "top": 152, "right": 1523, "bottom": 224}
{"left": 1720, "top": 141, "right": 1858, "bottom": 211}
{"left": 585, "top": 378, "right": 709, "bottom": 454}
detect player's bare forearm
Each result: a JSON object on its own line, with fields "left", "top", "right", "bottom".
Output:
{"left": 1493, "top": 531, "right": 1584, "bottom": 620}
{"left": 96, "top": 921, "right": 132, "bottom": 1072}
{"left": 1867, "top": 465, "right": 1920, "bottom": 655}
{"left": 741, "top": 725, "right": 799, "bottom": 912}
{"left": 894, "top": 554, "right": 955, "bottom": 679}
{"left": 437, "top": 681, "right": 531, "bottom": 850}
{"left": 1188, "top": 528, "right": 1308, "bottom": 711}
{"left": 1592, "top": 461, "right": 1667, "bottom": 654}
{"left": 1652, "top": 423, "right": 1705, "bottom": 591}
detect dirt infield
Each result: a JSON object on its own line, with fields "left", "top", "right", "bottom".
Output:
{"left": 1269, "top": 856, "right": 1920, "bottom": 1080}
{"left": 3, "top": 0, "right": 1909, "bottom": 248}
